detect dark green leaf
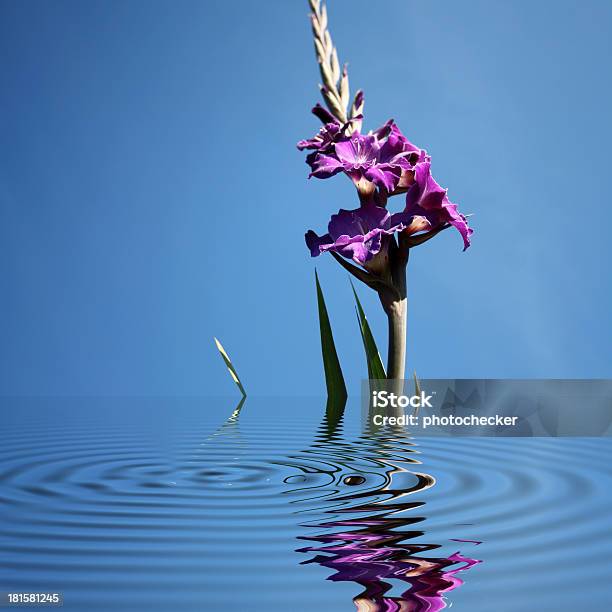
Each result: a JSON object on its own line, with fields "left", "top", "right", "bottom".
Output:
{"left": 315, "top": 270, "right": 348, "bottom": 402}
{"left": 351, "top": 280, "right": 386, "bottom": 380}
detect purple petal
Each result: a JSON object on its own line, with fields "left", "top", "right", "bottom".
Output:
{"left": 364, "top": 165, "right": 402, "bottom": 193}
{"left": 328, "top": 208, "right": 368, "bottom": 241}
{"left": 334, "top": 134, "right": 379, "bottom": 166}
{"left": 356, "top": 204, "right": 389, "bottom": 231}
{"left": 311, "top": 103, "right": 338, "bottom": 125}
{"left": 405, "top": 161, "right": 473, "bottom": 250}
{"left": 308, "top": 153, "right": 345, "bottom": 179}
{"left": 305, "top": 204, "right": 413, "bottom": 267}
{"left": 322, "top": 234, "right": 380, "bottom": 266}
{"left": 305, "top": 230, "right": 332, "bottom": 257}
{"left": 379, "top": 122, "right": 421, "bottom": 162}
{"left": 371, "top": 119, "right": 395, "bottom": 141}
{"left": 328, "top": 205, "right": 389, "bottom": 242}
{"left": 297, "top": 137, "right": 322, "bottom": 151}
{"left": 443, "top": 198, "right": 473, "bottom": 250}
{"left": 297, "top": 123, "right": 343, "bottom": 152}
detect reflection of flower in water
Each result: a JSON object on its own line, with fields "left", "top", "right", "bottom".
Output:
{"left": 290, "top": 422, "right": 481, "bottom": 611}
{"left": 299, "top": 514, "right": 480, "bottom": 612}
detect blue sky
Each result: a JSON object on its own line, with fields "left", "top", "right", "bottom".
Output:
{"left": 1, "top": 0, "right": 611, "bottom": 396}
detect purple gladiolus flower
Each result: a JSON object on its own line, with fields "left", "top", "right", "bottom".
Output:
{"left": 306, "top": 120, "right": 422, "bottom": 195}
{"left": 305, "top": 204, "right": 413, "bottom": 268}
{"left": 299, "top": 113, "right": 473, "bottom": 252}
{"left": 404, "top": 156, "right": 473, "bottom": 250}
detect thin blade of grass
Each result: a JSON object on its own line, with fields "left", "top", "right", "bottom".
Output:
{"left": 214, "top": 337, "right": 247, "bottom": 397}
{"left": 315, "top": 270, "right": 348, "bottom": 402}
{"left": 350, "top": 280, "right": 386, "bottom": 380}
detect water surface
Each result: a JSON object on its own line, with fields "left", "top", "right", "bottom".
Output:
{"left": 1, "top": 397, "right": 611, "bottom": 611}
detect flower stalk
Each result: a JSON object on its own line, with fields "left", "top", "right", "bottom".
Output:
{"left": 299, "top": 1, "right": 472, "bottom": 394}
{"left": 382, "top": 242, "right": 408, "bottom": 387}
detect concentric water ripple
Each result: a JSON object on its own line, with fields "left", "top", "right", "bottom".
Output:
{"left": 0, "top": 397, "right": 611, "bottom": 611}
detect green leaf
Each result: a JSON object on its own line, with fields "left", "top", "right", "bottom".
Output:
{"left": 355, "top": 308, "right": 371, "bottom": 377}
{"left": 315, "top": 270, "right": 348, "bottom": 402}
{"left": 351, "top": 280, "right": 386, "bottom": 380}
{"left": 214, "top": 337, "right": 247, "bottom": 397}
